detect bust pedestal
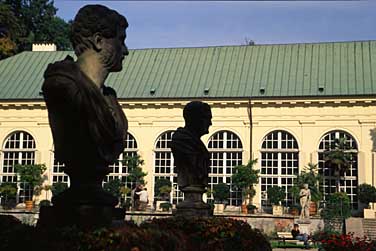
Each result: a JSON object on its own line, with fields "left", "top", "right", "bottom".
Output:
{"left": 173, "top": 185, "right": 213, "bottom": 217}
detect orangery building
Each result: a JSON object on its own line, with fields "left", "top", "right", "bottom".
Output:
{"left": 0, "top": 40, "right": 376, "bottom": 212}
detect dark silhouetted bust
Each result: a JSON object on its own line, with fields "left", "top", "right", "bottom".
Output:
{"left": 171, "top": 101, "right": 213, "bottom": 216}
{"left": 40, "top": 5, "right": 129, "bottom": 228}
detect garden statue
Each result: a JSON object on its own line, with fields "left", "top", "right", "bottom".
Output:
{"left": 39, "top": 4, "right": 128, "bottom": 228}
{"left": 299, "top": 183, "right": 311, "bottom": 220}
{"left": 171, "top": 101, "right": 213, "bottom": 216}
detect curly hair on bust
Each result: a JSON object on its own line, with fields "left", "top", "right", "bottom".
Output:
{"left": 70, "top": 4, "right": 128, "bottom": 56}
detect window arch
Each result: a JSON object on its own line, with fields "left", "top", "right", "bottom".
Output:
{"left": 104, "top": 132, "right": 138, "bottom": 187}
{"left": 260, "top": 130, "right": 299, "bottom": 208}
{"left": 318, "top": 130, "right": 358, "bottom": 209}
{"left": 207, "top": 130, "right": 243, "bottom": 206}
{"left": 154, "top": 130, "right": 183, "bottom": 204}
{"left": 1, "top": 131, "right": 36, "bottom": 203}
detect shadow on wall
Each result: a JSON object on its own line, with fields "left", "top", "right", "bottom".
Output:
{"left": 370, "top": 128, "right": 376, "bottom": 152}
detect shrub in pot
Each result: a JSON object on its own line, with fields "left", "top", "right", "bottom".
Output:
{"left": 51, "top": 182, "right": 68, "bottom": 197}
{"left": 232, "top": 159, "right": 259, "bottom": 212}
{"left": 14, "top": 164, "right": 46, "bottom": 209}
{"left": 0, "top": 182, "right": 17, "bottom": 209}
{"left": 160, "top": 202, "right": 172, "bottom": 212}
{"left": 267, "top": 186, "right": 285, "bottom": 215}
{"left": 39, "top": 199, "right": 51, "bottom": 207}
{"left": 212, "top": 183, "right": 230, "bottom": 213}
{"left": 246, "top": 204, "right": 257, "bottom": 214}
{"left": 358, "top": 183, "right": 376, "bottom": 208}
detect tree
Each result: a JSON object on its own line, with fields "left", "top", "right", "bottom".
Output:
{"left": 0, "top": 0, "right": 71, "bottom": 58}
{"left": 323, "top": 137, "right": 353, "bottom": 193}
{"left": 231, "top": 159, "right": 259, "bottom": 205}
{"left": 0, "top": 3, "right": 19, "bottom": 58}
{"left": 123, "top": 155, "right": 147, "bottom": 185}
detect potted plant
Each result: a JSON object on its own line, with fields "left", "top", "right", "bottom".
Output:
{"left": 39, "top": 199, "right": 51, "bottom": 207}
{"left": 267, "top": 186, "right": 285, "bottom": 216}
{"left": 358, "top": 183, "right": 376, "bottom": 217}
{"left": 14, "top": 164, "right": 46, "bottom": 210}
{"left": 160, "top": 202, "right": 172, "bottom": 212}
{"left": 103, "top": 178, "right": 122, "bottom": 203}
{"left": 0, "top": 182, "right": 17, "bottom": 210}
{"left": 246, "top": 204, "right": 257, "bottom": 214}
{"left": 231, "top": 159, "right": 259, "bottom": 214}
{"left": 212, "top": 183, "right": 230, "bottom": 213}
{"left": 154, "top": 178, "right": 172, "bottom": 211}
{"left": 51, "top": 182, "right": 68, "bottom": 197}
{"left": 120, "top": 186, "right": 132, "bottom": 210}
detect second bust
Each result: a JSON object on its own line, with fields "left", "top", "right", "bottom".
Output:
{"left": 171, "top": 101, "right": 213, "bottom": 216}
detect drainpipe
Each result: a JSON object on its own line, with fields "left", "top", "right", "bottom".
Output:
{"left": 247, "top": 99, "right": 253, "bottom": 160}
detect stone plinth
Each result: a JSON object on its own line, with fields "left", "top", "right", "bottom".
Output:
{"left": 173, "top": 186, "right": 213, "bottom": 217}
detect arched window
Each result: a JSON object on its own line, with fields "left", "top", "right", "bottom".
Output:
{"left": 260, "top": 130, "right": 299, "bottom": 208}
{"left": 51, "top": 158, "right": 69, "bottom": 186}
{"left": 318, "top": 131, "right": 358, "bottom": 209}
{"left": 207, "top": 130, "right": 243, "bottom": 206}
{"left": 104, "top": 133, "right": 138, "bottom": 187}
{"left": 1, "top": 131, "right": 36, "bottom": 203}
{"left": 154, "top": 130, "right": 183, "bottom": 204}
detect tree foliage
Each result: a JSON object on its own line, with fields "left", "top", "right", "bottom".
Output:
{"left": 291, "top": 162, "right": 323, "bottom": 202}
{"left": 323, "top": 137, "right": 353, "bottom": 193}
{"left": 358, "top": 183, "right": 376, "bottom": 205}
{"left": 123, "top": 155, "right": 147, "bottom": 185}
{"left": 231, "top": 159, "right": 259, "bottom": 204}
{"left": 0, "top": 0, "right": 71, "bottom": 59}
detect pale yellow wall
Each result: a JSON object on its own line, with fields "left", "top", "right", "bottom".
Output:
{"left": 0, "top": 98, "right": 375, "bottom": 207}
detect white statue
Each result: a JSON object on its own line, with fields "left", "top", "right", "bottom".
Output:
{"left": 299, "top": 183, "right": 311, "bottom": 219}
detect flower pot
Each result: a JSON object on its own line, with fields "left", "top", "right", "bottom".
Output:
{"left": 214, "top": 203, "right": 225, "bottom": 213}
{"left": 241, "top": 204, "right": 248, "bottom": 214}
{"left": 25, "top": 200, "right": 34, "bottom": 211}
{"left": 290, "top": 207, "right": 299, "bottom": 216}
{"left": 272, "top": 205, "right": 283, "bottom": 216}
{"left": 309, "top": 201, "right": 317, "bottom": 216}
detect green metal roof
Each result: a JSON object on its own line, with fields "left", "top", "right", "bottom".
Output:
{"left": 1, "top": 40, "right": 376, "bottom": 100}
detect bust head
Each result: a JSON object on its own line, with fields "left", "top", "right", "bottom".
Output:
{"left": 183, "top": 101, "right": 212, "bottom": 137}
{"left": 70, "top": 5, "right": 129, "bottom": 72}
{"left": 303, "top": 183, "right": 309, "bottom": 189}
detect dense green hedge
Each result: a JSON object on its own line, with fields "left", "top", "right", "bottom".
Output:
{"left": 0, "top": 215, "right": 271, "bottom": 251}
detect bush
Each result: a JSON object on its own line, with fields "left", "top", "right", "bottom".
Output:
{"left": 267, "top": 186, "right": 285, "bottom": 205}
{"left": 51, "top": 182, "right": 68, "bottom": 197}
{"left": 0, "top": 182, "right": 17, "bottom": 209}
{"left": 160, "top": 202, "right": 172, "bottom": 211}
{"left": 212, "top": 183, "right": 230, "bottom": 203}
{"left": 358, "top": 183, "right": 376, "bottom": 205}
{"left": 321, "top": 192, "right": 351, "bottom": 231}
{"left": 39, "top": 200, "right": 51, "bottom": 207}
{"left": 103, "top": 178, "right": 122, "bottom": 198}
{"left": 0, "top": 216, "right": 272, "bottom": 251}
{"left": 155, "top": 178, "right": 172, "bottom": 198}
{"left": 317, "top": 232, "right": 376, "bottom": 251}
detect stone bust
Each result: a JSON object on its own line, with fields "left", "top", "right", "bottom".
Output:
{"left": 171, "top": 101, "right": 212, "bottom": 190}
{"left": 42, "top": 5, "right": 128, "bottom": 206}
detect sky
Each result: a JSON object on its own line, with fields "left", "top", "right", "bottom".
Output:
{"left": 55, "top": 1, "right": 376, "bottom": 49}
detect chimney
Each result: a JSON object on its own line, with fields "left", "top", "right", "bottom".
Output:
{"left": 32, "top": 43, "right": 57, "bottom": 51}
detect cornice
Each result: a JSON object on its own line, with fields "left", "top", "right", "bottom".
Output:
{"left": 0, "top": 97, "right": 375, "bottom": 109}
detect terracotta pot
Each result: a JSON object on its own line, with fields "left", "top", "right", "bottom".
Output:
{"left": 25, "top": 200, "right": 34, "bottom": 211}
{"left": 309, "top": 201, "right": 317, "bottom": 216}
{"left": 241, "top": 204, "right": 248, "bottom": 214}
{"left": 290, "top": 207, "right": 299, "bottom": 216}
